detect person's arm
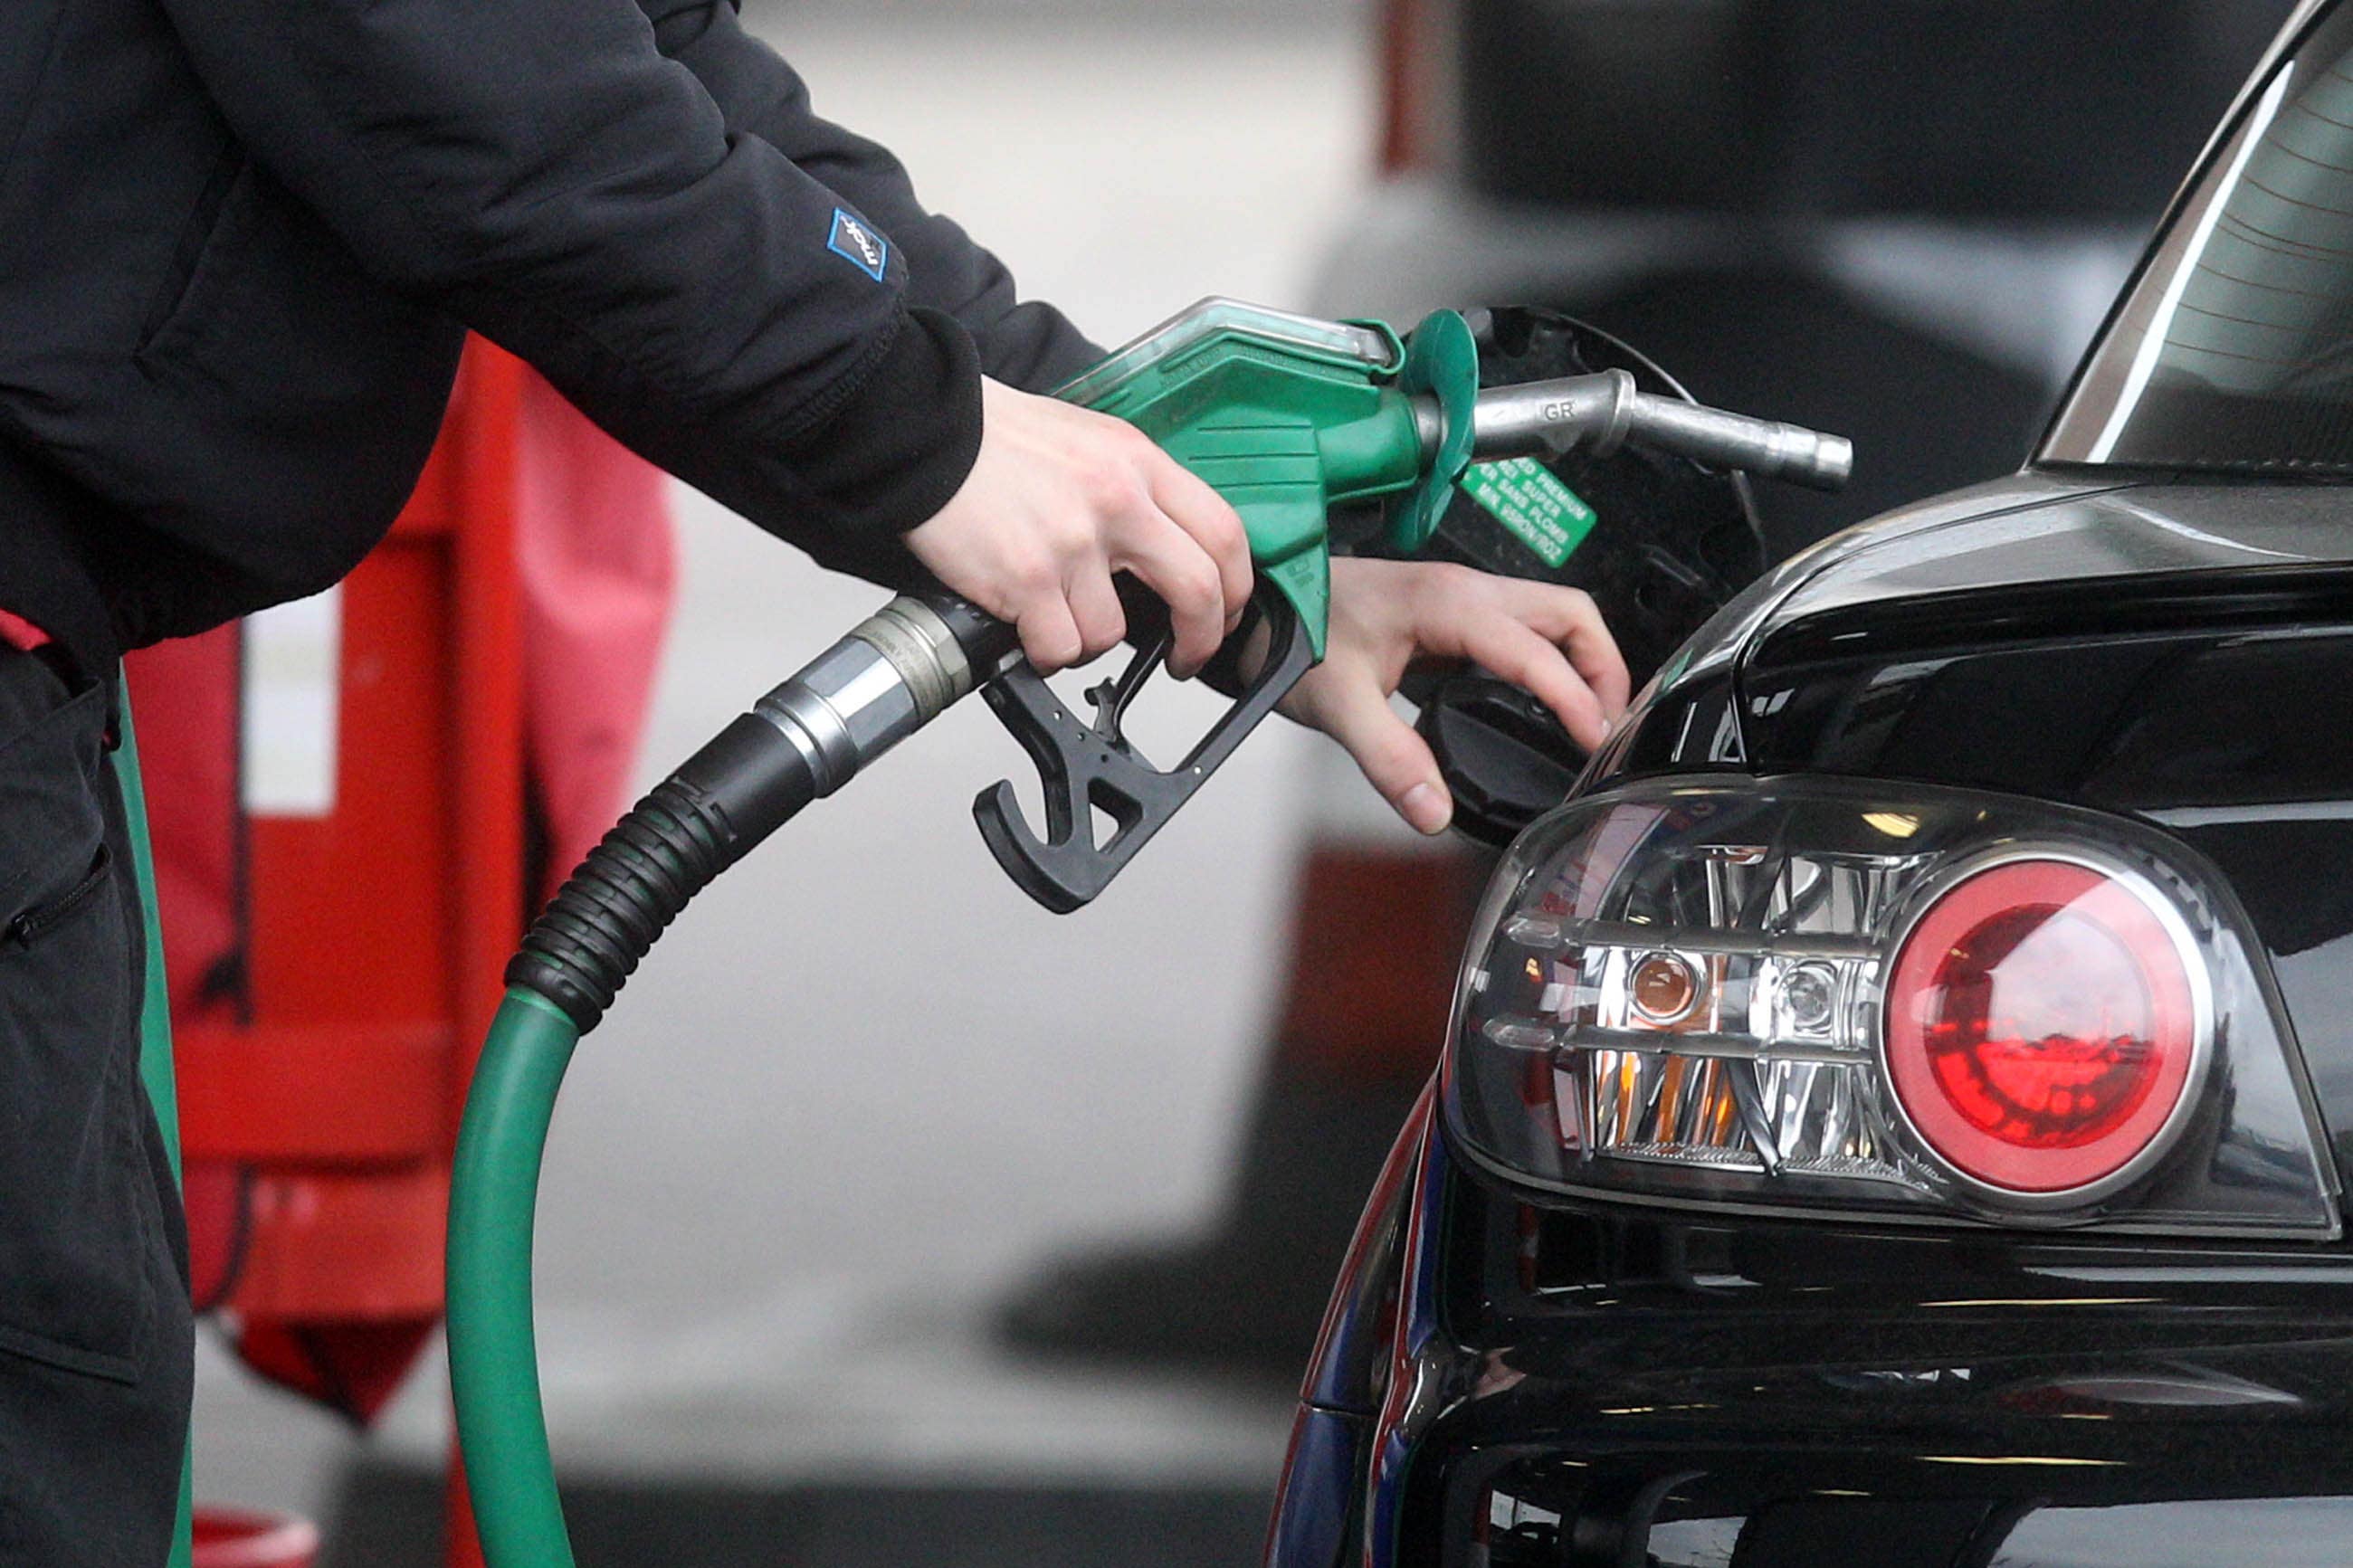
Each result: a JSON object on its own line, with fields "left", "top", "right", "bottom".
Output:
{"left": 640, "top": 1, "right": 1106, "bottom": 394}
{"left": 159, "top": 0, "right": 977, "bottom": 560}
{"left": 157, "top": 0, "right": 1243, "bottom": 667}
{"left": 157, "top": 0, "right": 1624, "bottom": 784}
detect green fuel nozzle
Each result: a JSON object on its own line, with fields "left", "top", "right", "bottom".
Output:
{"left": 964, "top": 298, "right": 1851, "bottom": 910}
{"left": 1051, "top": 299, "right": 1429, "bottom": 661}
{"left": 1051, "top": 297, "right": 1849, "bottom": 651}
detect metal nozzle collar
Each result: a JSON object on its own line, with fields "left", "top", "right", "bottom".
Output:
{"left": 851, "top": 597, "right": 974, "bottom": 722}
{"left": 749, "top": 596, "right": 974, "bottom": 797}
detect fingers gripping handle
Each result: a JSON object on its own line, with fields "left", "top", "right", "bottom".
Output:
{"left": 974, "top": 593, "right": 1319, "bottom": 913}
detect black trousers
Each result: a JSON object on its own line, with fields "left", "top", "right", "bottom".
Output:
{"left": 0, "top": 646, "right": 193, "bottom": 1564}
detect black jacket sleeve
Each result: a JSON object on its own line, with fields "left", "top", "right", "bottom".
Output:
{"left": 155, "top": 0, "right": 989, "bottom": 553}
{"left": 642, "top": 2, "right": 1108, "bottom": 395}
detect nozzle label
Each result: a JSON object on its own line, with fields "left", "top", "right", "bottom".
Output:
{"left": 1462, "top": 459, "right": 1596, "bottom": 569}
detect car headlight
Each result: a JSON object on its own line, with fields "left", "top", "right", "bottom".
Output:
{"left": 1445, "top": 777, "right": 2339, "bottom": 1234}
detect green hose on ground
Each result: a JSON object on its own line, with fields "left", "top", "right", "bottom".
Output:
{"left": 449, "top": 989, "right": 583, "bottom": 1568}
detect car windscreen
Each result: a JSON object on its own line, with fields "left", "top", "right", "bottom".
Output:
{"left": 2043, "top": 1, "right": 2353, "bottom": 473}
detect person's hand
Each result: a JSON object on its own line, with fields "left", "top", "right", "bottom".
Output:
{"left": 905, "top": 376, "right": 1252, "bottom": 678}
{"left": 1282, "top": 557, "right": 1632, "bottom": 835}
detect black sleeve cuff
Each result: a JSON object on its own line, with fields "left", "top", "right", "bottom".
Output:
{"left": 775, "top": 304, "right": 985, "bottom": 537}
{"left": 976, "top": 302, "right": 1106, "bottom": 394}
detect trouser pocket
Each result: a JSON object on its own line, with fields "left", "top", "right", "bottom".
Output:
{"left": 0, "top": 654, "right": 151, "bottom": 1381}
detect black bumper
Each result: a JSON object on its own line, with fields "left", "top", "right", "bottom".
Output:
{"left": 1272, "top": 1108, "right": 2353, "bottom": 1567}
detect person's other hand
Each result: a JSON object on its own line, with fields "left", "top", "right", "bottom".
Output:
{"left": 905, "top": 377, "right": 1252, "bottom": 678}
{"left": 1282, "top": 557, "right": 1632, "bottom": 835}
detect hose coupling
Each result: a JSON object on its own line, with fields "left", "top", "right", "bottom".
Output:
{"left": 753, "top": 595, "right": 974, "bottom": 798}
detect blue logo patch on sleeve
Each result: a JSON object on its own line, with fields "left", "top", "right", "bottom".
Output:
{"left": 827, "top": 208, "right": 890, "bottom": 282}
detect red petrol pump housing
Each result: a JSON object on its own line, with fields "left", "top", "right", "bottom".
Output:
{"left": 127, "top": 339, "right": 673, "bottom": 1564}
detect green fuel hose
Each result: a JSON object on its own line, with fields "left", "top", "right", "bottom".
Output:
{"left": 449, "top": 990, "right": 581, "bottom": 1568}
{"left": 447, "top": 594, "right": 1011, "bottom": 1567}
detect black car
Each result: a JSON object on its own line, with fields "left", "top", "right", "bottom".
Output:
{"left": 1267, "top": 2, "right": 2353, "bottom": 1562}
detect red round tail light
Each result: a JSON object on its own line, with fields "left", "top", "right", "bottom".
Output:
{"left": 1883, "top": 855, "right": 2207, "bottom": 1202}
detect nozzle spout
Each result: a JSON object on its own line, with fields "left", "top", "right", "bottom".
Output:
{"left": 1458, "top": 373, "right": 1853, "bottom": 492}
{"left": 1620, "top": 395, "right": 1853, "bottom": 491}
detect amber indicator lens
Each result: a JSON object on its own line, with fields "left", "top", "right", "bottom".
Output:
{"left": 1630, "top": 952, "right": 1700, "bottom": 1023}
{"left": 1885, "top": 859, "right": 2199, "bottom": 1195}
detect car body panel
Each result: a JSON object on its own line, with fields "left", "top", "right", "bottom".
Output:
{"left": 1275, "top": 510, "right": 2353, "bottom": 1562}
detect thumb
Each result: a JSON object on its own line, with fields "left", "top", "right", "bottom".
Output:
{"left": 1309, "top": 674, "right": 1453, "bottom": 835}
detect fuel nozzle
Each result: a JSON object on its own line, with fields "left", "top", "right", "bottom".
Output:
{"left": 1462, "top": 368, "right": 1853, "bottom": 491}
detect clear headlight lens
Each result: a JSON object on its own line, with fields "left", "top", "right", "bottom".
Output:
{"left": 1445, "top": 778, "right": 2339, "bottom": 1234}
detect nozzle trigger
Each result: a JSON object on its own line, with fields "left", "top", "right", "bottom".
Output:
{"left": 973, "top": 592, "right": 1317, "bottom": 913}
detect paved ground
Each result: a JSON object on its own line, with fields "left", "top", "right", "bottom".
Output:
{"left": 189, "top": 7, "right": 1375, "bottom": 1555}
{"left": 319, "top": 1471, "right": 1272, "bottom": 1568}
